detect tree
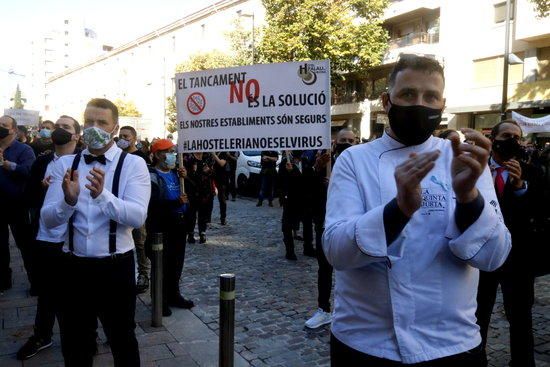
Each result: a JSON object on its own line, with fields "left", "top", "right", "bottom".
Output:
{"left": 258, "top": 0, "right": 389, "bottom": 81}
{"left": 165, "top": 96, "right": 178, "bottom": 134}
{"left": 114, "top": 99, "right": 142, "bottom": 117}
{"left": 227, "top": 18, "right": 259, "bottom": 66}
{"left": 529, "top": 0, "right": 549, "bottom": 17}
{"left": 11, "top": 84, "right": 26, "bottom": 109}
{"left": 175, "top": 50, "right": 236, "bottom": 73}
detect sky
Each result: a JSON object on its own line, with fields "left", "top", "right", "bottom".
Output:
{"left": 0, "top": 0, "right": 213, "bottom": 107}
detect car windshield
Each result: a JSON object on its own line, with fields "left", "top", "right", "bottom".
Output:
{"left": 242, "top": 151, "right": 262, "bottom": 156}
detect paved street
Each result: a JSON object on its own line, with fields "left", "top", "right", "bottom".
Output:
{"left": 0, "top": 196, "right": 548, "bottom": 366}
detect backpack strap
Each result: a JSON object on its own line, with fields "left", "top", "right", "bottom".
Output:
{"left": 109, "top": 151, "right": 128, "bottom": 254}
{"left": 68, "top": 153, "right": 82, "bottom": 252}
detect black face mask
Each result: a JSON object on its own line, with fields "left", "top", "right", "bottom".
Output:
{"left": 387, "top": 97, "right": 442, "bottom": 146}
{"left": 335, "top": 143, "right": 352, "bottom": 154}
{"left": 51, "top": 128, "right": 73, "bottom": 146}
{"left": 0, "top": 127, "right": 11, "bottom": 139}
{"left": 492, "top": 138, "right": 521, "bottom": 161}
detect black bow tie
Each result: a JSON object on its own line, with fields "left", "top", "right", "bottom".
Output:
{"left": 84, "top": 154, "right": 107, "bottom": 165}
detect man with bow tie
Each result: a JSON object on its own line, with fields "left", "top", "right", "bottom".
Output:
{"left": 476, "top": 119, "right": 538, "bottom": 367}
{"left": 41, "top": 98, "right": 151, "bottom": 366}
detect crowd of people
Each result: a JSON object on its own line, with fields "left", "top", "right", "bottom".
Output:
{"left": 0, "top": 54, "right": 549, "bottom": 367}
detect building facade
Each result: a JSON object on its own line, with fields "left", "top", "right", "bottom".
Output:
{"left": 44, "top": 0, "right": 549, "bottom": 140}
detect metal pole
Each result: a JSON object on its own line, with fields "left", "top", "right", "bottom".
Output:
{"left": 501, "top": 0, "right": 512, "bottom": 120}
{"left": 251, "top": 14, "right": 255, "bottom": 64}
{"left": 151, "top": 233, "right": 163, "bottom": 327}
{"left": 219, "top": 274, "right": 235, "bottom": 367}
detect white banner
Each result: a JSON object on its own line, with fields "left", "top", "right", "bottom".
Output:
{"left": 3, "top": 108, "right": 40, "bottom": 126}
{"left": 175, "top": 60, "right": 331, "bottom": 153}
{"left": 512, "top": 111, "right": 550, "bottom": 134}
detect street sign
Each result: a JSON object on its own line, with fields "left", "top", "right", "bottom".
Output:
{"left": 175, "top": 60, "right": 331, "bottom": 153}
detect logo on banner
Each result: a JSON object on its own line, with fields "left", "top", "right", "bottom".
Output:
{"left": 187, "top": 92, "right": 206, "bottom": 115}
{"left": 297, "top": 63, "right": 327, "bottom": 85}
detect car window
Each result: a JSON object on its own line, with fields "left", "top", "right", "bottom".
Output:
{"left": 242, "top": 151, "right": 262, "bottom": 156}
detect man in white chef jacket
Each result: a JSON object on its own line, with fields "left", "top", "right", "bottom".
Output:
{"left": 323, "top": 54, "right": 511, "bottom": 366}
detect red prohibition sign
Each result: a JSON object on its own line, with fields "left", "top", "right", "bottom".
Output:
{"left": 187, "top": 92, "right": 206, "bottom": 115}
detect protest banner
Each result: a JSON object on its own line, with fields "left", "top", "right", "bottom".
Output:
{"left": 512, "top": 111, "right": 550, "bottom": 134}
{"left": 3, "top": 108, "right": 40, "bottom": 126}
{"left": 175, "top": 60, "right": 331, "bottom": 153}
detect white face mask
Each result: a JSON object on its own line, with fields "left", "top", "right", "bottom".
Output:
{"left": 117, "top": 138, "right": 130, "bottom": 150}
{"left": 83, "top": 125, "right": 117, "bottom": 150}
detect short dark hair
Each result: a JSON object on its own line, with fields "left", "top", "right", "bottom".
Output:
{"left": 17, "top": 125, "right": 28, "bottom": 135}
{"left": 59, "top": 115, "right": 81, "bottom": 135}
{"left": 86, "top": 98, "right": 119, "bottom": 124}
{"left": 388, "top": 54, "right": 445, "bottom": 90}
{"left": 120, "top": 125, "right": 137, "bottom": 138}
{"left": 491, "top": 119, "right": 522, "bottom": 139}
{"left": 3, "top": 115, "right": 17, "bottom": 129}
{"left": 42, "top": 120, "right": 55, "bottom": 129}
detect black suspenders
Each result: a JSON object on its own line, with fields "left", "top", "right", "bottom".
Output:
{"left": 68, "top": 151, "right": 128, "bottom": 255}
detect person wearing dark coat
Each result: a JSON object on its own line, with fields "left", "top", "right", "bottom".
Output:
{"left": 476, "top": 120, "right": 542, "bottom": 367}
{"left": 278, "top": 150, "right": 316, "bottom": 260}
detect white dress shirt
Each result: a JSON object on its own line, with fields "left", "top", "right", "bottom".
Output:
{"left": 41, "top": 144, "right": 151, "bottom": 257}
{"left": 489, "top": 157, "right": 528, "bottom": 196}
{"left": 323, "top": 132, "right": 511, "bottom": 364}
{"left": 36, "top": 154, "right": 67, "bottom": 243}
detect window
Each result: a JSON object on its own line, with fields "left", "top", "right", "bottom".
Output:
{"left": 473, "top": 53, "right": 524, "bottom": 87}
{"left": 474, "top": 113, "right": 500, "bottom": 130}
{"left": 64, "top": 31, "right": 69, "bottom": 36}
{"left": 537, "top": 47, "right": 550, "bottom": 81}
{"left": 64, "top": 19, "right": 69, "bottom": 24}
{"left": 494, "top": 1, "right": 515, "bottom": 23}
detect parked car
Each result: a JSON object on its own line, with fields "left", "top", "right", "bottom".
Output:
{"left": 235, "top": 150, "right": 281, "bottom": 195}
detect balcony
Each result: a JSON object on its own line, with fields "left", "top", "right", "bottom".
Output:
{"left": 388, "top": 31, "right": 439, "bottom": 50}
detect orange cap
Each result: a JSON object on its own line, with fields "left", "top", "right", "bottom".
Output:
{"left": 151, "top": 138, "right": 175, "bottom": 153}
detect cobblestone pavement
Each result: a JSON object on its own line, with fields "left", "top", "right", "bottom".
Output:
{"left": 185, "top": 197, "right": 550, "bottom": 367}
{"left": 0, "top": 196, "right": 548, "bottom": 366}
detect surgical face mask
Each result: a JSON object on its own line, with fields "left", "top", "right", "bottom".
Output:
{"left": 51, "top": 128, "right": 73, "bottom": 146}
{"left": 136, "top": 142, "right": 143, "bottom": 150}
{"left": 164, "top": 152, "right": 177, "bottom": 169}
{"left": 335, "top": 143, "right": 352, "bottom": 154}
{"left": 39, "top": 129, "right": 52, "bottom": 139}
{"left": 83, "top": 125, "right": 116, "bottom": 150}
{"left": 0, "top": 126, "right": 10, "bottom": 139}
{"left": 387, "top": 97, "right": 442, "bottom": 146}
{"left": 117, "top": 138, "right": 130, "bottom": 150}
{"left": 492, "top": 138, "right": 521, "bottom": 161}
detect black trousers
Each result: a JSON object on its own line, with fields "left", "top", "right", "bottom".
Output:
{"left": 148, "top": 217, "right": 188, "bottom": 303}
{"left": 476, "top": 256, "right": 535, "bottom": 367}
{"left": 331, "top": 334, "right": 484, "bottom": 367}
{"left": 216, "top": 181, "right": 227, "bottom": 221}
{"left": 227, "top": 169, "right": 237, "bottom": 199}
{"left": 313, "top": 208, "right": 333, "bottom": 312}
{"left": 282, "top": 202, "right": 313, "bottom": 254}
{"left": 0, "top": 207, "right": 33, "bottom": 289}
{"left": 187, "top": 199, "right": 213, "bottom": 235}
{"left": 60, "top": 252, "right": 139, "bottom": 367}
{"left": 32, "top": 241, "right": 64, "bottom": 341}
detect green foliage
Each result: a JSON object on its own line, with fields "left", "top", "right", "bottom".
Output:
{"left": 165, "top": 96, "right": 178, "bottom": 134}
{"left": 529, "top": 0, "right": 549, "bottom": 17}
{"left": 227, "top": 18, "right": 260, "bottom": 65}
{"left": 176, "top": 50, "right": 236, "bottom": 73}
{"left": 114, "top": 99, "right": 142, "bottom": 117}
{"left": 258, "top": 0, "right": 389, "bottom": 80}
{"left": 11, "top": 84, "right": 26, "bottom": 109}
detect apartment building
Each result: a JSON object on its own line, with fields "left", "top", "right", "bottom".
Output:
{"left": 331, "top": 0, "right": 549, "bottom": 140}
{"left": 27, "top": 17, "right": 105, "bottom": 112}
